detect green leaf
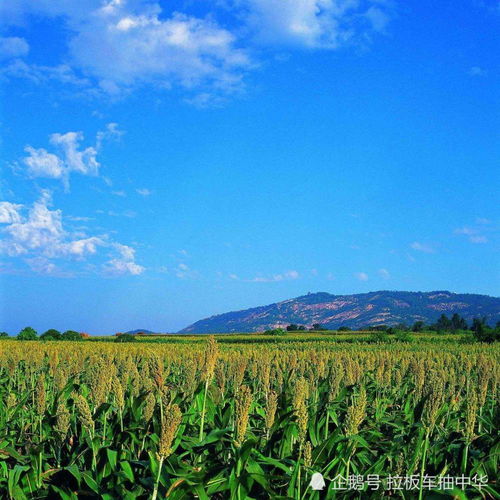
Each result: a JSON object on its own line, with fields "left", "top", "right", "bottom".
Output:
{"left": 120, "top": 461, "right": 134, "bottom": 482}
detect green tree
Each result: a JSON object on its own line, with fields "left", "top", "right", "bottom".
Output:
{"left": 470, "top": 317, "right": 498, "bottom": 343}
{"left": 0, "top": 331, "right": 9, "bottom": 337}
{"left": 434, "top": 314, "right": 452, "bottom": 332}
{"left": 61, "top": 330, "right": 82, "bottom": 341}
{"left": 40, "top": 329, "right": 61, "bottom": 341}
{"left": 450, "top": 313, "right": 467, "bottom": 332}
{"left": 337, "top": 326, "right": 351, "bottom": 332}
{"left": 412, "top": 321, "right": 425, "bottom": 332}
{"left": 17, "top": 327, "right": 38, "bottom": 341}
{"left": 286, "top": 324, "right": 298, "bottom": 331}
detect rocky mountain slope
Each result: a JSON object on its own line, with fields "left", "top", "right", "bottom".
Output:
{"left": 179, "top": 290, "right": 500, "bottom": 333}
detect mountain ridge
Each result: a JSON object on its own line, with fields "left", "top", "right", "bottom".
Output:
{"left": 178, "top": 290, "right": 500, "bottom": 333}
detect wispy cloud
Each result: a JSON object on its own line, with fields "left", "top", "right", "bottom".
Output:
{"left": 248, "top": 269, "right": 299, "bottom": 282}
{"left": 454, "top": 225, "right": 489, "bottom": 244}
{"left": 354, "top": 272, "right": 369, "bottom": 281}
{"left": 136, "top": 188, "right": 151, "bottom": 196}
{"left": 175, "top": 263, "right": 199, "bottom": 280}
{"left": 0, "top": 36, "right": 29, "bottom": 60}
{"left": 378, "top": 268, "right": 390, "bottom": 279}
{"left": 410, "top": 241, "right": 435, "bottom": 254}
{"left": 469, "top": 66, "right": 486, "bottom": 77}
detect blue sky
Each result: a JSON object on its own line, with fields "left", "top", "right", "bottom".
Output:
{"left": 0, "top": 0, "right": 499, "bottom": 334}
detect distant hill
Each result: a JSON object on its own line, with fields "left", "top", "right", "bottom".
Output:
{"left": 179, "top": 291, "right": 500, "bottom": 333}
{"left": 125, "top": 329, "right": 156, "bottom": 335}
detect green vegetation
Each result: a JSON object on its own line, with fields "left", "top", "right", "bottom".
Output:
{"left": 16, "top": 326, "right": 38, "bottom": 341}
{"left": 114, "top": 333, "right": 137, "bottom": 343}
{"left": 0, "top": 335, "right": 497, "bottom": 498}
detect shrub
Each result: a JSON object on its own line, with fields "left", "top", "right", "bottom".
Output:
{"left": 337, "top": 326, "right": 351, "bottom": 332}
{"left": 394, "top": 331, "right": 413, "bottom": 343}
{"left": 61, "top": 330, "right": 82, "bottom": 341}
{"left": 40, "top": 329, "right": 62, "bottom": 341}
{"left": 115, "top": 333, "right": 137, "bottom": 343}
{"left": 264, "top": 328, "right": 286, "bottom": 336}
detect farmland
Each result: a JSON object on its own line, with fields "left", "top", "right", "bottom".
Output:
{"left": 0, "top": 334, "right": 498, "bottom": 499}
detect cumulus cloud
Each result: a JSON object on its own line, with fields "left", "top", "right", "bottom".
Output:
{"left": 0, "top": 202, "right": 23, "bottom": 224}
{"left": 0, "top": 191, "right": 144, "bottom": 276}
{"left": 103, "top": 243, "right": 145, "bottom": 276}
{"left": 1, "top": 1, "right": 251, "bottom": 99}
{"left": 22, "top": 124, "right": 119, "bottom": 190}
{"left": 410, "top": 241, "right": 435, "bottom": 253}
{"left": 0, "top": 0, "right": 392, "bottom": 100}
{"left": 0, "top": 36, "right": 29, "bottom": 60}
{"left": 355, "top": 271, "right": 368, "bottom": 281}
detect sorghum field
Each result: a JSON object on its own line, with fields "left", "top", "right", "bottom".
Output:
{"left": 0, "top": 336, "right": 498, "bottom": 499}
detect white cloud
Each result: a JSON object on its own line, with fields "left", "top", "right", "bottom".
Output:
{"left": 0, "top": 202, "right": 23, "bottom": 224}
{"left": 249, "top": 269, "right": 299, "bottom": 282}
{"left": 378, "top": 268, "right": 390, "bottom": 279}
{"left": 1, "top": 59, "right": 91, "bottom": 86}
{"left": 107, "top": 210, "right": 137, "bottom": 218}
{"left": 71, "top": 10, "right": 251, "bottom": 94}
{"left": 454, "top": 225, "right": 489, "bottom": 244}
{"left": 355, "top": 271, "right": 368, "bottom": 281}
{"left": 2, "top": 2, "right": 251, "bottom": 98}
{"left": 0, "top": 36, "right": 29, "bottom": 60}
{"left": 103, "top": 243, "right": 145, "bottom": 275}
{"left": 0, "top": 192, "right": 144, "bottom": 276}
{"left": 23, "top": 146, "right": 65, "bottom": 179}
{"left": 22, "top": 125, "right": 118, "bottom": 190}
{"left": 0, "top": 0, "right": 391, "bottom": 100}
{"left": 103, "top": 258, "right": 145, "bottom": 275}
{"left": 410, "top": 241, "right": 435, "bottom": 253}
{"left": 364, "top": 6, "right": 390, "bottom": 32}
{"left": 174, "top": 262, "right": 199, "bottom": 279}
{"left": 476, "top": 217, "right": 491, "bottom": 225}
{"left": 50, "top": 132, "right": 99, "bottom": 175}
{"left": 136, "top": 188, "right": 151, "bottom": 196}
{"left": 239, "top": 0, "right": 393, "bottom": 49}
{"left": 469, "top": 235, "right": 487, "bottom": 244}
{"left": 229, "top": 273, "right": 239, "bottom": 280}
{"left": 454, "top": 226, "right": 475, "bottom": 236}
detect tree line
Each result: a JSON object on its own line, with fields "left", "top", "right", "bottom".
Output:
{"left": 0, "top": 327, "right": 84, "bottom": 341}
{"left": 276, "top": 313, "right": 499, "bottom": 342}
